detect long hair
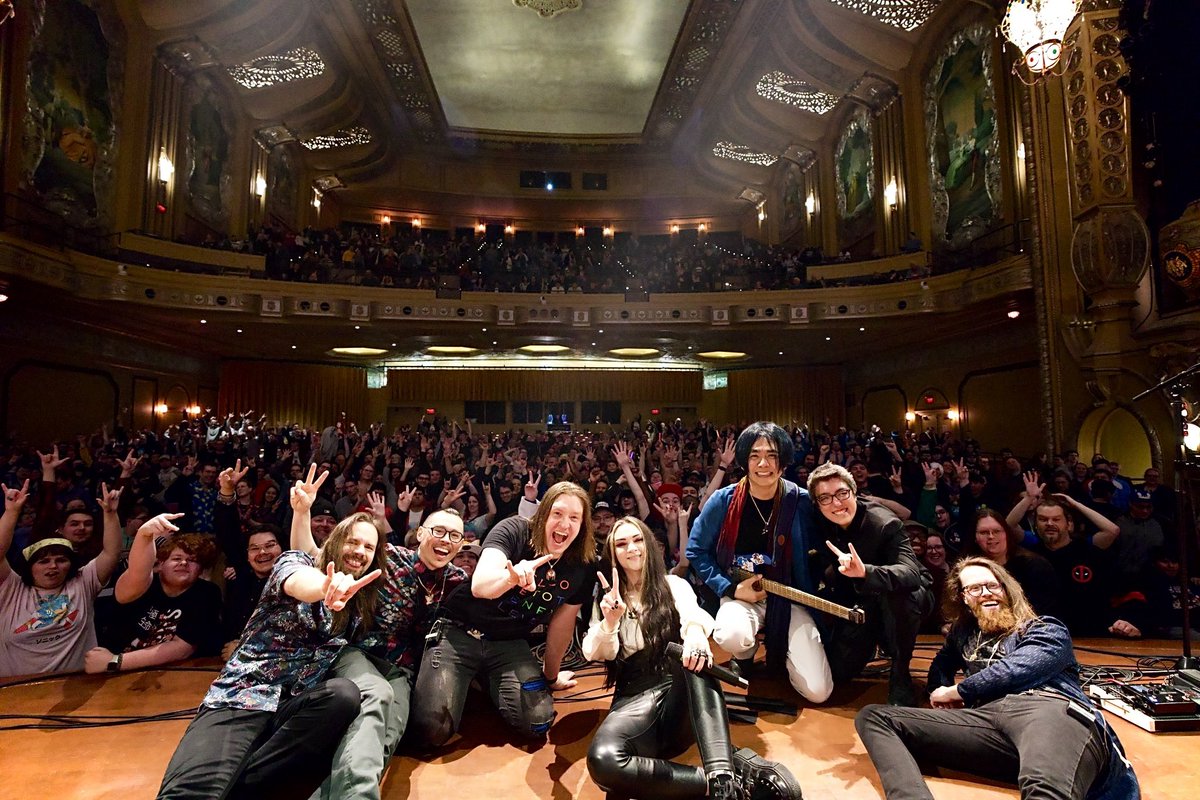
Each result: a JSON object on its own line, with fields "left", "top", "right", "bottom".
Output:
{"left": 942, "top": 556, "right": 1039, "bottom": 636}
{"left": 964, "top": 508, "right": 1025, "bottom": 560}
{"left": 528, "top": 481, "right": 597, "bottom": 563}
{"left": 316, "top": 511, "right": 386, "bottom": 634}
{"left": 156, "top": 533, "right": 220, "bottom": 569}
{"left": 602, "top": 517, "right": 681, "bottom": 688}
{"left": 734, "top": 422, "right": 793, "bottom": 472}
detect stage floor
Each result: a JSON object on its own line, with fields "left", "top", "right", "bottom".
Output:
{"left": 0, "top": 637, "right": 1195, "bottom": 799}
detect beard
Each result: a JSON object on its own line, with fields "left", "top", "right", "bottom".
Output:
{"left": 972, "top": 601, "right": 1019, "bottom": 635}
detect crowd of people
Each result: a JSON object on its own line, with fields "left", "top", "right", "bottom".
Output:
{"left": 180, "top": 223, "right": 932, "bottom": 293}
{"left": 2, "top": 410, "right": 1187, "bottom": 797}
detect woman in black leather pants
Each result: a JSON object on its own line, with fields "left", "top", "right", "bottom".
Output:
{"left": 583, "top": 517, "right": 802, "bottom": 800}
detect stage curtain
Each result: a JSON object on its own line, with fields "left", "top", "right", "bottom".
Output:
{"left": 725, "top": 366, "right": 845, "bottom": 429}
{"left": 218, "top": 361, "right": 368, "bottom": 429}
{"left": 387, "top": 369, "right": 701, "bottom": 404}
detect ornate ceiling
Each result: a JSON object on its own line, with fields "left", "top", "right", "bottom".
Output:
{"left": 129, "top": 0, "right": 951, "bottom": 219}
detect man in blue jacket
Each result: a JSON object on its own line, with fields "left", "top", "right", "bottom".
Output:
{"left": 686, "top": 422, "right": 833, "bottom": 703}
{"left": 855, "top": 556, "right": 1139, "bottom": 799}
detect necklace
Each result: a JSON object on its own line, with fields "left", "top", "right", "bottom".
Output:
{"left": 545, "top": 557, "right": 561, "bottom": 582}
{"left": 415, "top": 568, "right": 446, "bottom": 605}
{"left": 750, "top": 494, "right": 774, "bottom": 532}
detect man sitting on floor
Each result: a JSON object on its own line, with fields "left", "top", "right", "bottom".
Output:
{"left": 855, "top": 556, "right": 1139, "bottom": 799}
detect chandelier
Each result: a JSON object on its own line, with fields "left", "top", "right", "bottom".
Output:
{"left": 1000, "top": 0, "right": 1080, "bottom": 80}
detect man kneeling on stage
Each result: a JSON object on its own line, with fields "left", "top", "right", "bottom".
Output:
{"left": 855, "top": 556, "right": 1140, "bottom": 799}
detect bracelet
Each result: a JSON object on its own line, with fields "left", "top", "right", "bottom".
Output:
{"left": 217, "top": 493, "right": 236, "bottom": 505}
{"left": 716, "top": 465, "right": 727, "bottom": 472}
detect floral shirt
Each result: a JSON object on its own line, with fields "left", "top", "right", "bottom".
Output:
{"left": 201, "top": 550, "right": 350, "bottom": 712}
{"left": 356, "top": 544, "right": 467, "bottom": 668}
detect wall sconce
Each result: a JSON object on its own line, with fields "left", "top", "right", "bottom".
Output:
{"left": 805, "top": 193, "right": 816, "bottom": 216}
{"left": 157, "top": 150, "right": 174, "bottom": 184}
{"left": 411, "top": 218, "right": 421, "bottom": 228}
{"left": 946, "top": 409, "right": 960, "bottom": 421}
{"left": 884, "top": 178, "right": 898, "bottom": 210}
{"left": 187, "top": 405, "right": 202, "bottom": 416}
{"left": 575, "top": 226, "right": 585, "bottom": 236}
{"left": 504, "top": 224, "right": 515, "bottom": 235}
{"left": 698, "top": 223, "right": 707, "bottom": 232}
{"left": 904, "top": 411, "right": 916, "bottom": 423}
{"left": 1017, "top": 142, "right": 1026, "bottom": 161}
{"left": 670, "top": 224, "right": 680, "bottom": 234}
{"left": 312, "top": 189, "right": 322, "bottom": 210}
{"left": 475, "top": 222, "right": 486, "bottom": 233}
{"left": 381, "top": 215, "right": 391, "bottom": 225}
{"left": 154, "top": 403, "right": 169, "bottom": 415}
{"left": 254, "top": 173, "right": 266, "bottom": 198}
{"left": 602, "top": 226, "right": 613, "bottom": 237}
{"left": 757, "top": 204, "right": 766, "bottom": 222}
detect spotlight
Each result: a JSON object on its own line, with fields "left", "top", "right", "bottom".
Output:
{"left": 1008, "top": 309, "right": 1021, "bottom": 319}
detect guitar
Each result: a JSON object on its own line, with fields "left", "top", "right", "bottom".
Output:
{"left": 732, "top": 554, "right": 866, "bottom": 625}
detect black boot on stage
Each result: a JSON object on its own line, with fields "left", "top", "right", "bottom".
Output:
{"left": 733, "top": 747, "right": 804, "bottom": 800}
{"left": 888, "top": 667, "right": 918, "bottom": 707}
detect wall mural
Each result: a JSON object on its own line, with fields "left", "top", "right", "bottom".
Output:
{"left": 20, "top": 0, "right": 124, "bottom": 230}
{"left": 925, "top": 22, "right": 1001, "bottom": 249}
{"left": 184, "top": 84, "right": 233, "bottom": 229}
{"left": 781, "top": 161, "right": 803, "bottom": 232}
{"left": 267, "top": 144, "right": 298, "bottom": 228}
{"left": 835, "top": 107, "right": 875, "bottom": 249}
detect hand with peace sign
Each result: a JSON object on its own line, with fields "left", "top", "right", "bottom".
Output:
{"left": 524, "top": 469, "right": 540, "bottom": 502}
{"left": 505, "top": 553, "right": 552, "bottom": 593}
{"left": 826, "top": 539, "right": 866, "bottom": 579}
{"left": 321, "top": 561, "right": 383, "bottom": 611}
{"left": 219, "top": 459, "right": 251, "bottom": 496}
{"left": 291, "top": 463, "right": 328, "bottom": 513}
{"left": 595, "top": 565, "right": 627, "bottom": 630}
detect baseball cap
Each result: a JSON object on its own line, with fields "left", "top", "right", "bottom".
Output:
{"left": 310, "top": 498, "right": 336, "bottom": 519}
{"left": 592, "top": 500, "right": 614, "bottom": 514}
{"left": 458, "top": 541, "right": 482, "bottom": 557}
{"left": 657, "top": 483, "right": 684, "bottom": 499}
{"left": 1131, "top": 488, "right": 1153, "bottom": 504}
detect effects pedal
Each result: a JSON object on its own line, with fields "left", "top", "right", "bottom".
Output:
{"left": 1089, "top": 682, "right": 1200, "bottom": 733}
{"left": 1122, "top": 684, "right": 1198, "bottom": 716}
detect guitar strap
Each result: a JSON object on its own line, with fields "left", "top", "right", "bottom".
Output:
{"left": 763, "top": 485, "right": 799, "bottom": 672}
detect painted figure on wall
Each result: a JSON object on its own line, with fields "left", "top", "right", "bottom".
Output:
{"left": 22, "top": 0, "right": 120, "bottom": 229}
{"left": 267, "top": 145, "right": 299, "bottom": 228}
{"left": 782, "top": 162, "right": 803, "bottom": 229}
{"left": 926, "top": 23, "right": 1000, "bottom": 248}
{"left": 836, "top": 109, "right": 874, "bottom": 222}
{"left": 186, "top": 92, "right": 231, "bottom": 227}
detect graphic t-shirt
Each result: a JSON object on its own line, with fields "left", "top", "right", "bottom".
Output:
{"left": 440, "top": 516, "right": 594, "bottom": 640}
{"left": 0, "top": 562, "right": 102, "bottom": 677}
{"left": 103, "top": 577, "right": 223, "bottom": 656}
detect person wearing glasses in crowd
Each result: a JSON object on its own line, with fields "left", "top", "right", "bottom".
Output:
{"left": 585, "top": 517, "right": 803, "bottom": 800}
{"left": 855, "top": 557, "right": 1139, "bottom": 799}
{"left": 289, "top": 465, "right": 467, "bottom": 800}
{"left": 686, "top": 422, "right": 833, "bottom": 703}
{"left": 408, "top": 481, "right": 597, "bottom": 746}
{"left": 808, "top": 462, "right": 933, "bottom": 706}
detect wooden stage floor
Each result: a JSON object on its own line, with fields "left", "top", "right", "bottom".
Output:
{"left": 0, "top": 637, "right": 1195, "bottom": 799}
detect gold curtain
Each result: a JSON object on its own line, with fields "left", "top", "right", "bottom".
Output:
{"left": 387, "top": 369, "right": 701, "bottom": 403}
{"left": 218, "top": 361, "right": 368, "bottom": 428}
{"left": 726, "top": 366, "right": 845, "bottom": 428}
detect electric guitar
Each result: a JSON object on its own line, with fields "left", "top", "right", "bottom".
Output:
{"left": 732, "top": 554, "right": 866, "bottom": 625}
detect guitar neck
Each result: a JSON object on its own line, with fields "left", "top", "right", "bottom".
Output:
{"left": 731, "top": 567, "right": 861, "bottom": 623}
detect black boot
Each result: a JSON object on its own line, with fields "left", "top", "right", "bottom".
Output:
{"left": 887, "top": 668, "right": 918, "bottom": 707}
{"left": 733, "top": 747, "right": 804, "bottom": 800}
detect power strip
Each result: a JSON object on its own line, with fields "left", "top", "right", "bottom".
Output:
{"left": 1089, "top": 684, "right": 1200, "bottom": 733}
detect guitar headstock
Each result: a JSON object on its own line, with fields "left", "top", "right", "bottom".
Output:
{"left": 849, "top": 606, "right": 866, "bottom": 625}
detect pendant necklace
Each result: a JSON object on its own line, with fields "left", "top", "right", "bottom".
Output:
{"left": 545, "top": 557, "right": 561, "bottom": 582}
{"left": 751, "top": 495, "right": 774, "bottom": 534}
{"left": 416, "top": 568, "right": 446, "bottom": 605}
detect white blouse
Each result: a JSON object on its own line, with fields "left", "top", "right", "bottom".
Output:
{"left": 582, "top": 575, "right": 715, "bottom": 663}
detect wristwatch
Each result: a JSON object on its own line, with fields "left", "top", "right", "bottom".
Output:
{"left": 107, "top": 653, "right": 123, "bottom": 672}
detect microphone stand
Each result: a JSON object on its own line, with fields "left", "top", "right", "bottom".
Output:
{"left": 1134, "top": 361, "right": 1200, "bottom": 670}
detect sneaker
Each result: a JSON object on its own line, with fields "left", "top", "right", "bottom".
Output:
{"left": 733, "top": 747, "right": 804, "bottom": 800}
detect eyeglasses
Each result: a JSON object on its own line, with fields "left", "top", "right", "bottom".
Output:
{"left": 816, "top": 487, "right": 853, "bottom": 506}
{"left": 962, "top": 582, "right": 1004, "bottom": 598}
{"left": 426, "top": 525, "right": 464, "bottom": 543}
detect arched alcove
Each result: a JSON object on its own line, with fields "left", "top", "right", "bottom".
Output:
{"left": 1077, "top": 405, "right": 1153, "bottom": 477}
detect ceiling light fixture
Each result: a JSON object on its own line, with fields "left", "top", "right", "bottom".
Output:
{"left": 330, "top": 347, "right": 388, "bottom": 356}
{"left": 608, "top": 348, "right": 660, "bottom": 358}
{"left": 426, "top": 346, "right": 479, "bottom": 355}
{"left": 1001, "top": 0, "right": 1080, "bottom": 80}
{"left": 520, "top": 344, "right": 571, "bottom": 354}
{"left": 695, "top": 350, "right": 748, "bottom": 360}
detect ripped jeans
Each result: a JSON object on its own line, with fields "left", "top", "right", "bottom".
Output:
{"left": 406, "top": 621, "right": 555, "bottom": 749}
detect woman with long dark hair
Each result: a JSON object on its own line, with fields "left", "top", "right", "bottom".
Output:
{"left": 584, "top": 517, "right": 802, "bottom": 800}
{"left": 965, "top": 508, "right": 1060, "bottom": 618}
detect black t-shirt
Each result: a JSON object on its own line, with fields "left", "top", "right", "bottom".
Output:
{"left": 103, "top": 578, "right": 223, "bottom": 656}
{"left": 441, "top": 516, "right": 595, "bottom": 640}
{"left": 734, "top": 495, "right": 774, "bottom": 555}
{"left": 1033, "top": 539, "right": 1117, "bottom": 635}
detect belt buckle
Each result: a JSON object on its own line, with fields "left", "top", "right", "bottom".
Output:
{"left": 466, "top": 627, "right": 484, "bottom": 640}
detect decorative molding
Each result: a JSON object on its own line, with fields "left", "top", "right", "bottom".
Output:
{"left": 227, "top": 45, "right": 325, "bottom": 89}
{"left": 512, "top": 0, "right": 583, "bottom": 19}
{"left": 756, "top": 71, "right": 839, "bottom": 114}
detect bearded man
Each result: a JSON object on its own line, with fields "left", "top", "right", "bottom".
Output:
{"left": 855, "top": 557, "right": 1140, "bottom": 799}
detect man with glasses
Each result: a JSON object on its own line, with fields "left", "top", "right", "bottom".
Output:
{"left": 855, "top": 557, "right": 1139, "bottom": 798}
{"left": 290, "top": 467, "right": 468, "bottom": 800}
{"left": 687, "top": 422, "right": 833, "bottom": 703}
{"left": 809, "top": 462, "right": 933, "bottom": 706}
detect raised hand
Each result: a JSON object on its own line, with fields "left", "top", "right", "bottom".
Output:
{"left": 524, "top": 469, "right": 540, "bottom": 502}
{"left": 218, "top": 459, "right": 251, "bottom": 495}
{"left": 2, "top": 479, "right": 31, "bottom": 513}
{"left": 404, "top": 457, "right": 416, "bottom": 470}
{"left": 505, "top": 553, "right": 552, "bottom": 593}
{"left": 117, "top": 451, "right": 141, "bottom": 477}
{"left": 291, "top": 463, "right": 328, "bottom": 512}
{"left": 889, "top": 466, "right": 903, "bottom": 493}
{"left": 96, "top": 482, "right": 124, "bottom": 514}
{"left": 37, "top": 445, "right": 68, "bottom": 474}
{"left": 321, "top": 561, "right": 383, "bottom": 611}
{"left": 826, "top": 539, "right": 866, "bottom": 579}
{"left": 718, "top": 435, "right": 735, "bottom": 469}
{"left": 922, "top": 462, "right": 938, "bottom": 488}
{"left": 953, "top": 458, "right": 969, "bottom": 487}
{"left": 397, "top": 484, "right": 418, "bottom": 512}
{"left": 1022, "top": 471, "right": 1044, "bottom": 501}
{"left": 442, "top": 480, "right": 467, "bottom": 508}
{"left": 653, "top": 500, "right": 678, "bottom": 525}
{"left": 612, "top": 443, "right": 632, "bottom": 468}
{"left": 596, "top": 565, "right": 626, "bottom": 628}
{"left": 137, "top": 512, "right": 185, "bottom": 540}
{"left": 367, "top": 491, "right": 387, "bottom": 521}
{"left": 677, "top": 502, "right": 693, "bottom": 541}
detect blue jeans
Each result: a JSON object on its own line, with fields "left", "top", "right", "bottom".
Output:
{"left": 407, "top": 622, "right": 555, "bottom": 747}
